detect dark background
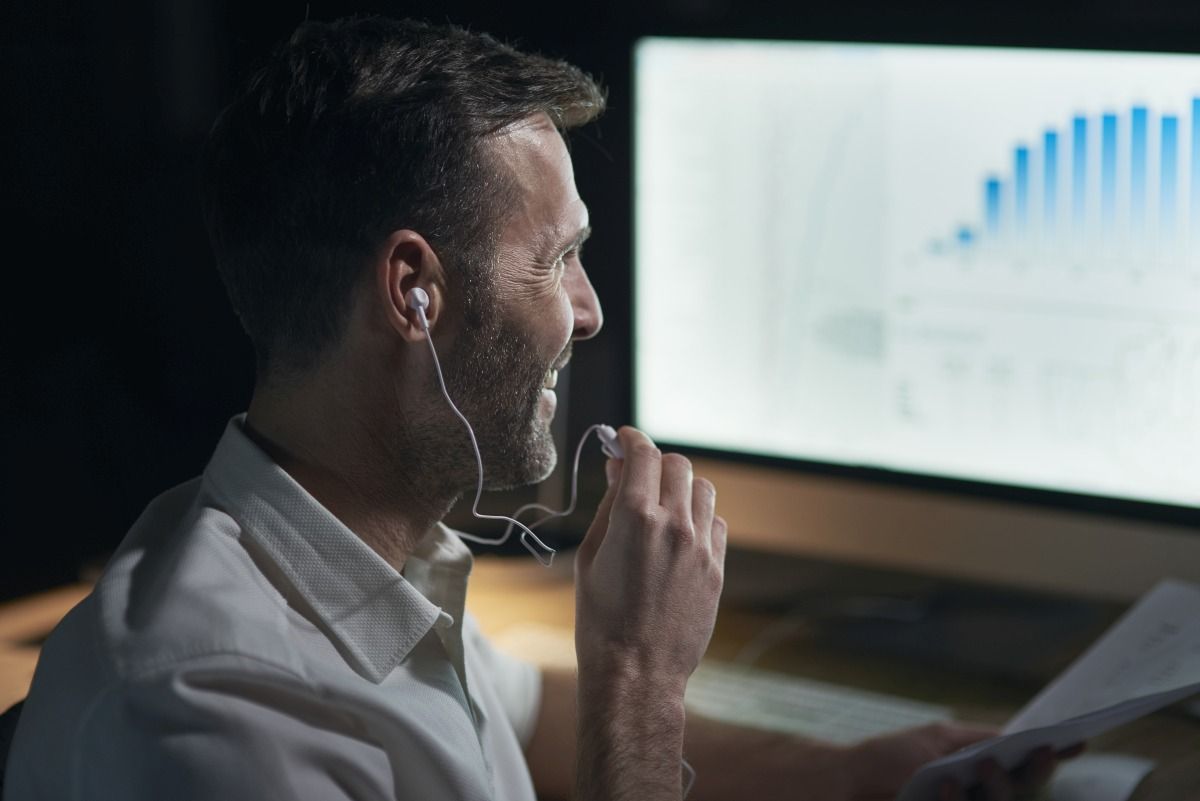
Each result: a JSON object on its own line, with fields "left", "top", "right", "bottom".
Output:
{"left": 3, "top": 0, "right": 1200, "bottom": 601}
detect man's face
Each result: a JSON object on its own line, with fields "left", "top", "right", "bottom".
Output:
{"left": 443, "top": 114, "right": 603, "bottom": 490}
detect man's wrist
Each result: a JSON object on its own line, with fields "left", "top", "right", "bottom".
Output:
{"left": 577, "top": 651, "right": 689, "bottom": 742}
{"left": 578, "top": 646, "right": 690, "bottom": 699}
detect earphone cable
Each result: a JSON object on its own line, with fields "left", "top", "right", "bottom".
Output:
{"left": 420, "top": 328, "right": 558, "bottom": 565}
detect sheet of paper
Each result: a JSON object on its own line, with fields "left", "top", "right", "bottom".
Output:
{"left": 896, "top": 682, "right": 1196, "bottom": 801}
{"left": 1049, "top": 753, "right": 1156, "bottom": 801}
{"left": 1005, "top": 579, "right": 1200, "bottom": 734}
{"left": 897, "top": 578, "right": 1200, "bottom": 801}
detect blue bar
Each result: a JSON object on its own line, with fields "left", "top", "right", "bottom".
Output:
{"left": 1044, "top": 130, "right": 1058, "bottom": 233}
{"left": 1014, "top": 146, "right": 1030, "bottom": 232}
{"left": 1072, "top": 116, "right": 1087, "bottom": 230}
{"left": 986, "top": 177, "right": 1002, "bottom": 236}
{"left": 956, "top": 226, "right": 975, "bottom": 246}
{"left": 1099, "top": 113, "right": 1118, "bottom": 230}
{"left": 1162, "top": 115, "right": 1178, "bottom": 235}
{"left": 1192, "top": 99, "right": 1200, "bottom": 225}
{"left": 1101, "top": 113, "right": 1118, "bottom": 229}
{"left": 1131, "top": 107, "right": 1148, "bottom": 231}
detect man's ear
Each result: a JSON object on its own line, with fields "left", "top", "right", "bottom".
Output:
{"left": 376, "top": 229, "right": 445, "bottom": 343}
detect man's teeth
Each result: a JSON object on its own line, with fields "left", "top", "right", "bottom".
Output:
{"left": 543, "top": 369, "right": 558, "bottom": 389}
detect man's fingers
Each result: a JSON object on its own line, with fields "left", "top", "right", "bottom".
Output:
{"left": 710, "top": 517, "right": 728, "bottom": 587}
{"left": 576, "top": 459, "right": 622, "bottom": 568}
{"left": 691, "top": 477, "right": 716, "bottom": 541}
{"left": 659, "top": 453, "right": 694, "bottom": 539}
{"left": 1009, "top": 746, "right": 1056, "bottom": 795}
{"left": 1057, "top": 742, "right": 1086, "bottom": 760}
{"left": 614, "top": 427, "right": 662, "bottom": 508}
{"left": 996, "top": 742, "right": 1084, "bottom": 798}
{"left": 975, "top": 758, "right": 1013, "bottom": 801}
{"left": 931, "top": 722, "right": 999, "bottom": 753}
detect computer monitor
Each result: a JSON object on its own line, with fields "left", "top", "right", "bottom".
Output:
{"left": 633, "top": 37, "right": 1200, "bottom": 602}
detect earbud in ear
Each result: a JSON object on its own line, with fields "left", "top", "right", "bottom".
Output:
{"left": 405, "top": 287, "right": 431, "bottom": 331}
{"left": 405, "top": 287, "right": 429, "bottom": 311}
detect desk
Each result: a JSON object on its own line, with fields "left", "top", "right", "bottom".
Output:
{"left": 466, "top": 556, "right": 1199, "bottom": 801}
{"left": 1, "top": 559, "right": 1196, "bottom": 799}
{"left": 0, "top": 583, "right": 91, "bottom": 711}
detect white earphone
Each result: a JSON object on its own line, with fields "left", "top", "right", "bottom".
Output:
{"left": 404, "top": 286, "right": 621, "bottom": 565}
{"left": 404, "top": 287, "right": 689, "bottom": 795}
{"left": 406, "top": 286, "right": 431, "bottom": 329}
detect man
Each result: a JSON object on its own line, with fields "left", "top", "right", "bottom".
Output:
{"left": 4, "top": 16, "right": 1074, "bottom": 801}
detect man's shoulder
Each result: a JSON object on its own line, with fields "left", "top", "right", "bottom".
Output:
{"left": 11, "top": 478, "right": 316, "bottom": 795}
{"left": 42, "top": 476, "right": 308, "bottom": 686}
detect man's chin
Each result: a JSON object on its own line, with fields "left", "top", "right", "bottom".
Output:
{"left": 519, "top": 432, "right": 559, "bottom": 486}
{"left": 482, "top": 427, "right": 558, "bottom": 491}
{"left": 526, "top": 443, "right": 558, "bottom": 484}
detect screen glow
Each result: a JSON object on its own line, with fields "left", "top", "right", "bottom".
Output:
{"left": 634, "top": 38, "right": 1200, "bottom": 508}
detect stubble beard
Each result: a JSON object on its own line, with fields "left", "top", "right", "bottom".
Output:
{"left": 437, "top": 307, "right": 560, "bottom": 492}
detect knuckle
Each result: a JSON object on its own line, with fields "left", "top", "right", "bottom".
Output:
{"left": 693, "top": 477, "right": 716, "bottom": 497}
{"left": 665, "top": 518, "right": 695, "bottom": 541}
{"left": 662, "top": 452, "right": 691, "bottom": 471}
{"left": 627, "top": 502, "right": 659, "bottom": 528}
{"left": 706, "top": 554, "right": 725, "bottom": 581}
{"left": 633, "top": 443, "right": 661, "bottom": 461}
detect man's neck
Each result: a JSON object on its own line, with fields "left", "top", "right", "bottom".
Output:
{"left": 243, "top": 376, "right": 457, "bottom": 573}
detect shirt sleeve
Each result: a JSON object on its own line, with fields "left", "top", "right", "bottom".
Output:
{"left": 67, "top": 654, "right": 486, "bottom": 801}
{"left": 463, "top": 614, "right": 543, "bottom": 749}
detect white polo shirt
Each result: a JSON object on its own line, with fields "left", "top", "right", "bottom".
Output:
{"left": 4, "top": 416, "right": 542, "bottom": 801}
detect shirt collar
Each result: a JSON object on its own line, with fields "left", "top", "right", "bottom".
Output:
{"left": 200, "top": 414, "right": 460, "bottom": 684}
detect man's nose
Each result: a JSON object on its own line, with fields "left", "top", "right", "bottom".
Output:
{"left": 567, "top": 264, "right": 603, "bottom": 341}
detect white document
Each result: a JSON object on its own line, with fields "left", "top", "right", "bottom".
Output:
{"left": 897, "top": 579, "right": 1200, "bottom": 801}
{"left": 1049, "top": 753, "right": 1156, "bottom": 801}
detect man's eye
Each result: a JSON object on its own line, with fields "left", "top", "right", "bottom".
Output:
{"left": 548, "top": 244, "right": 583, "bottom": 273}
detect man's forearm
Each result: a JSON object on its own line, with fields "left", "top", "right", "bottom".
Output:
{"left": 526, "top": 667, "right": 853, "bottom": 801}
{"left": 575, "top": 659, "right": 688, "bottom": 801}
{"left": 682, "top": 711, "right": 852, "bottom": 801}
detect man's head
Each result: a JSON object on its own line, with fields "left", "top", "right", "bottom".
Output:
{"left": 202, "top": 17, "right": 606, "bottom": 494}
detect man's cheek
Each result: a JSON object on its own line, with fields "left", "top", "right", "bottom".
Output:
{"left": 552, "top": 293, "right": 574, "bottom": 353}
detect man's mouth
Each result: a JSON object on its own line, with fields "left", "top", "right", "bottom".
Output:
{"left": 543, "top": 346, "right": 571, "bottom": 391}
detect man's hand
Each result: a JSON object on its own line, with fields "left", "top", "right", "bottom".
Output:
{"left": 573, "top": 426, "right": 727, "bottom": 801}
{"left": 844, "top": 722, "right": 1085, "bottom": 801}
{"left": 575, "top": 426, "right": 726, "bottom": 678}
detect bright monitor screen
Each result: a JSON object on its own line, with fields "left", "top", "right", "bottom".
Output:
{"left": 634, "top": 38, "right": 1200, "bottom": 510}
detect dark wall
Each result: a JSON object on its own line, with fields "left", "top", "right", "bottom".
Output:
{"left": 3, "top": 0, "right": 1198, "bottom": 600}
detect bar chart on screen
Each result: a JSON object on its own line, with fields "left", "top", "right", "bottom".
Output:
{"left": 925, "top": 100, "right": 1200, "bottom": 270}
{"left": 883, "top": 69, "right": 1200, "bottom": 504}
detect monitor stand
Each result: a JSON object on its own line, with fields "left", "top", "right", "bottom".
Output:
{"left": 721, "top": 546, "right": 1125, "bottom": 686}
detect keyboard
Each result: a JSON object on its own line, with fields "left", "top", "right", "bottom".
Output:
{"left": 686, "top": 661, "right": 952, "bottom": 744}
{"left": 489, "top": 622, "right": 952, "bottom": 745}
